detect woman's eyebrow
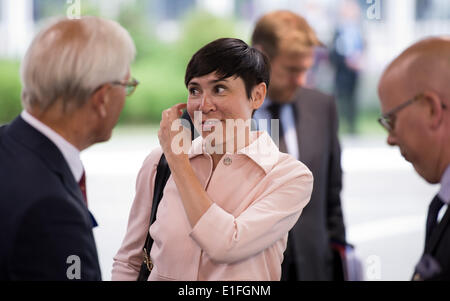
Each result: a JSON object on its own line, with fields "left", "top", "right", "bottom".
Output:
{"left": 209, "top": 78, "right": 229, "bottom": 84}
{"left": 188, "top": 78, "right": 229, "bottom": 86}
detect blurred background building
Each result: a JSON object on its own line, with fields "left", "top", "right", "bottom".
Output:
{"left": 1, "top": 0, "right": 449, "bottom": 280}
{"left": 2, "top": 0, "right": 450, "bottom": 130}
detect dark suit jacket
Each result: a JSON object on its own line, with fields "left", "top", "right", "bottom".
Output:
{"left": 419, "top": 202, "right": 450, "bottom": 281}
{"left": 269, "top": 87, "right": 346, "bottom": 281}
{"left": 0, "top": 116, "right": 101, "bottom": 280}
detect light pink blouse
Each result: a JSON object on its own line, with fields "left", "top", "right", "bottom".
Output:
{"left": 111, "top": 131, "right": 313, "bottom": 281}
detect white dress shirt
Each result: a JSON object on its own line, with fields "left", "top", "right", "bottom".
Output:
{"left": 253, "top": 98, "right": 300, "bottom": 160}
{"left": 21, "top": 110, "right": 84, "bottom": 183}
{"left": 439, "top": 165, "right": 450, "bottom": 205}
{"left": 435, "top": 164, "right": 450, "bottom": 223}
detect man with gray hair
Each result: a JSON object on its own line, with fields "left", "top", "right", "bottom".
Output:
{"left": 0, "top": 16, "right": 137, "bottom": 280}
{"left": 377, "top": 37, "right": 450, "bottom": 280}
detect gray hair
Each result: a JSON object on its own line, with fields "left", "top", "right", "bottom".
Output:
{"left": 21, "top": 16, "right": 136, "bottom": 111}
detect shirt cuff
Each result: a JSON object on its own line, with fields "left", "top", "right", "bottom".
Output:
{"left": 189, "top": 203, "right": 234, "bottom": 258}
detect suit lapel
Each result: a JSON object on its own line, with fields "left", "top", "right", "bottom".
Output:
{"left": 294, "top": 89, "right": 312, "bottom": 163}
{"left": 426, "top": 205, "right": 450, "bottom": 254}
{"left": 293, "top": 92, "right": 303, "bottom": 161}
{"left": 6, "top": 116, "right": 86, "bottom": 205}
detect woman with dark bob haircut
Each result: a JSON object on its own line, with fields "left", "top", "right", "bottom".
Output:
{"left": 112, "top": 38, "right": 313, "bottom": 281}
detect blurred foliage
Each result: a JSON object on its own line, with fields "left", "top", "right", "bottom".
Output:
{"left": 116, "top": 3, "right": 157, "bottom": 64}
{"left": 0, "top": 61, "right": 22, "bottom": 124}
{"left": 174, "top": 10, "right": 240, "bottom": 68}
{"left": 118, "top": 8, "right": 239, "bottom": 123}
{"left": 0, "top": 8, "right": 238, "bottom": 124}
{"left": 0, "top": 6, "right": 380, "bottom": 134}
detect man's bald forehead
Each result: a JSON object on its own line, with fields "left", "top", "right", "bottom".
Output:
{"left": 381, "top": 36, "right": 450, "bottom": 98}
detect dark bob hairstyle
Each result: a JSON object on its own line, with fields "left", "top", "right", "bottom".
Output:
{"left": 185, "top": 38, "right": 270, "bottom": 99}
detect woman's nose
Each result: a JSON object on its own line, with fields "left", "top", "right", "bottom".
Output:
{"left": 199, "top": 94, "right": 215, "bottom": 113}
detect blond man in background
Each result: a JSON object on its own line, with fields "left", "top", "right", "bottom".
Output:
{"left": 252, "top": 10, "right": 347, "bottom": 281}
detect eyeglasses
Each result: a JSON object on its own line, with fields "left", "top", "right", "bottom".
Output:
{"left": 111, "top": 77, "right": 140, "bottom": 96}
{"left": 378, "top": 93, "right": 424, "bottom": 132}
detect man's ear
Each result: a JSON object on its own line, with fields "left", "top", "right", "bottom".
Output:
{"left": 423, "top": 91, "right": 444, "bottom": 130}
{"left": 90, "top": 84, "right": 110, "bottom": 118}
{"left": 250, "top": 82, "right": 267, "bottom": 110}
{"left": 253, "top": 44, "right": 263, "bottom": 52}
{"left": 253, "top": 44, "right": 268, "bottom": 57}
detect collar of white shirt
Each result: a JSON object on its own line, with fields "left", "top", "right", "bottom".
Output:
{"left": 255, "top": 97, "right": 300, "bottom": 160}
{"left": 439, "top": 164, "right": 450, "bottom": 205}
{"left": 188, "top": 131, "right": 280, "bottom": 174}
{"left": 21, "top": 110, "right": 84, "bottom": 183}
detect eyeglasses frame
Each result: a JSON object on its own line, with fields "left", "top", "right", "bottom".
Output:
{"left": 378, "top": 93, "right": 424, "bottom": 132}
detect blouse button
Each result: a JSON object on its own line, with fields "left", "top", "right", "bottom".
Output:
{"left": 223, "top": 157, "right": 232, "bottom": 166}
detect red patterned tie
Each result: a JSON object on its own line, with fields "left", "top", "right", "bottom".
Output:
{"left": 78, "top": 171, "right": 88, "bottom": 207}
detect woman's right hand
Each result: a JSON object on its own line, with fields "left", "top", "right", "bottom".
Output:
{"left": 158, "top": 103, "right": 191, "bottom": 160}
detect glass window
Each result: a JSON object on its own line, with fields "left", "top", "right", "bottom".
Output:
{"left": 33, "top": 0, "right": 65, "bottom": 22}
{"left": 153, "top": 0, "right": 196, "bottom": 21}
{"left": 416, "top": 0, "right": 450, "bottom": 20}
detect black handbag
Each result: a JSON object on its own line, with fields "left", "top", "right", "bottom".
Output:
{"left": 137, "top": 154, "right": 171, "bottom": 281}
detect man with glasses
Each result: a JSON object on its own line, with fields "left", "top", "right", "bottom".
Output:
{"left": 0, "top": 17, "right": 137, "bottom": 280}
{"left": 377, "top": 36, "right": 450, "bottom": 280}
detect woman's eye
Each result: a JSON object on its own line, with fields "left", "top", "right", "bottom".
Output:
{"left": 214, "top": 86, "right": 226, "bottom": 94}
{"left": 189, "top": 88, "right": 200, "bottom": 96}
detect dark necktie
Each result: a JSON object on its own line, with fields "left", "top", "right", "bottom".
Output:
{"left": 425, "top": 194, "right": 445, "bottom": 243}
{"left": 267, "top": 102, "right": 287, "bottom": 152}
{"left": 78, "top": 171, "right": 88, "bottom": 207}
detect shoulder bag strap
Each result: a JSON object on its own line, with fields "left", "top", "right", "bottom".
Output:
{"left": 140, "top": 154, "right": 171, "bottom": 274}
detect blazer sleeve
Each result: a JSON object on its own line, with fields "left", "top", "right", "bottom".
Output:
{"left": 9, "top": 197, "right": 101, "bottom": 281}
{"left": 111, "top": 147, "right": 162, "bottom": 281}
{"left": 189, "top": 163, "right": 313, "bottom": 264}
{"left": 326, "top": 96, "right": 347, "bottom": 243}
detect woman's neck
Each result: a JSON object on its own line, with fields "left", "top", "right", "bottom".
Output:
{"left": 211, "top": 153, "right": 225, "bottom": 171}
{"left": 207, "top": 129, "right": 259, "bottom": 171}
